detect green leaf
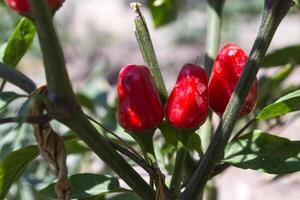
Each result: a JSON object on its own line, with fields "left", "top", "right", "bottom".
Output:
{"left": 160, "top": 121, "right": 202, "bottom": 152}
{"left": 109, "top": 192, "right": 141, "bottom": 200}
{"left": 40, "top": 173, "right": 121, "bottom": 199}
{"left": 0, "top": 91, "right": 27, "bottom": 112}
{"left": 0, "top": 145, "right": 39, "bottom": 200}
{"left": 181, "top": 132, "right": 202, "bottom": 153}
{"left": 262, "top": 45, "right": 300, "bottom": 67}
{"left": 65, "top": 139, "right": 90, "bottom": 154}
{"left": 160, "top": 121, "right": 179, "bottom": 147}
{"left": 16, "top": 96, "right": 35, "bottom": 123}
{"left": 0, "top": 136, "right": 85, "bottom": 200}
{"left": 294, "top": 0, "right": 300, "bottom": 9}
{"left": 257, "top": 64, "right": 294, "bottom": 108}
{"left": 1, "top": 18, "right": 35, "bottom": 67}
{"left": 76, "top": 92, "right": 95, "bottom": 112}
{"left": 224, "top": 130, "right": 300, "bottom": 174}
{"left": 257, "top": 89, "right": 300, "bottom": 120}
{"left": 147, "top": 0, "right": 178, "bottom": 27}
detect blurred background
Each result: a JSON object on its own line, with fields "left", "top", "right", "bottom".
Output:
{"left": 1, "top": 0, "right": 300, "bottom": 199}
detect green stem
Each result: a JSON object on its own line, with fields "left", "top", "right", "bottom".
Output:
{"left": 131, "top": 3, "right": 168, "bottom": 102}
{"left": 183, "top": 152, "right": 198, "bottom": 180}
{"left": 231, "top": 118, "right": 257, "bottom": 141}
{"left": 204, "top": 0, "right": 225, "bottom": 76}
{"left": 29, "top": 1, "right": 155, "bottom": 199}
{"left": 0, "top": 62, "right": 36, "bottom": 93}
{"left": 180, "top": 1, "right": 293, "bottom": 199}
{"left": 29, "top": 1, "right": 72, "bottom": 97}
{"left": 130, "top": 132, "right": 157, "bottom": 165}
{"left": 199, "top": 115, "right": 214, "bottom": 153}
{"left": 170, "top": 142, "right": 188, "bottom": 197}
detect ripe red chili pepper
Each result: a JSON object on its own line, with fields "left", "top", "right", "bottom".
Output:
{"left": 117, "top": 64, "right": 164, "bottom": 132}
{"left": 166, "top": 63, "right": 208, "bottom": 129}
{"left": 5, "top": 0, "right": 64, "bottom": 14}
{"left": 208, "top": 43, "right": 258, "bottom": 116}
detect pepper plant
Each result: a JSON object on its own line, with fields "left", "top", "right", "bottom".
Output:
{"left": 0, "top": 0, "right": 300, "bottom": 200}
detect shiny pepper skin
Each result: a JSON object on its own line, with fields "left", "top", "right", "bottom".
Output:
{"left": 166, "top": 64, "right": 208, "bottom": 129}
{"left": 5, "top": 0, "right": 64, "bottom": 14}
{"left": 208, "top": 43, "right": 258, "bottom": 116}
{"left": 117, "top": 64, "right": 164, "bottom": 132}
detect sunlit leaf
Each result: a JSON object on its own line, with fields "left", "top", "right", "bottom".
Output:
{"left": 40, "top": 173, "right": 121, "bottom": 199}
{"left": 0, "top": 145, "right": 39, "bottom": 200}
{"left": 257, "top": 89, "right": 300, "bottom": 120}
{"left": 147, "top": 0, "right": 178, "bottom": 27}
{"left": 1, "top": 18, "right": 35, "bottom": 67}
{"left": 224, "top": 130, "right": 300, "bottom": 174}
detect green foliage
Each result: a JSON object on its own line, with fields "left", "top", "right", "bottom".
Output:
{"left": 160, "top": 122, "right": 202, "bottom": 153}
{"left": 108, "top": 192, "right": 141, "bottom": 200}
{"left": 0, "top": 146, "right": 39, "bottom": 200}
{"left": 263, "top": 45, "right": 300, "bottom": 67}
{"left": 0, "top": 18, "right": 35, "bottom": 67}
{"left": 257, "top": 64, "right": 294, "bottom": 108}
{"left": 76, "top": 92, "right": 96, "bottom": 112}
{"left": 0, "top": 0, "right": 299, "bottom": 199}
{"left": 295, "top": 0, "right": 300, "bottom": 8}
{"left": 147, "top": 0, "right": 178, "bottom": 27}
{"left": 40, "top": 173, "right": 121, "bottom": 199}
{"left": 224, "top": 130, "right": 300, "bottom": 174}
{"left": 257, "top": 89, "right": 300, "bottom": 120}
{"left": 65, "top": 139, "right": 90, "bottom": 154}
{"left": 0, "top": 91, "right": 27, "bottom": 112}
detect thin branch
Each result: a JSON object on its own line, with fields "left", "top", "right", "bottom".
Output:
{"left": 180, "top": 1, "right": 293, "bottom": 199}
{"left": 231, "top": 118, "right": 257, "bottom": 141}
{"left": 170, "top": 143, "right": 188, "bottom": 197}
{"left": 109, "top": 141, "right": 154, "bottom": 175}
{"left": 204, "top": 0, "right": 226, "bottom": 76}
{"left": 85, "top": 114, "right": 142, "bottom": 160}
{"left": 0, "top": 114, "right": 52, "bottom": 125}
{"left": 29, "top": 0, "right": 155, "bottom": 199}
{"left": 0, "top": 62, "right": 36, "bottom": 94}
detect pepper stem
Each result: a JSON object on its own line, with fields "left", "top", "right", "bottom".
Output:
{"left": 170, "top": 141, "right": 188, "bottom": 197}
{"left": 129, "top": 131, "right": 157, "bottom": 165}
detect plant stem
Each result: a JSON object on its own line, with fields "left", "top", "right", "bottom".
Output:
{"left": 204, "top": 0, "right": 225, "bottom": 76}
{"left": 130, "top": 132, "right": 157, "bottom": 165}
{"left": 0, "top": 114, "right": 52, "bottom": 125}
{"left": 86, "top": 114, "right": 142, "bottom": 157}
{"left": 109, "top": 141, "right": 154, "bottom": 175}
{"left": 170, "top": 142, "right": 188, "bottom": 197}
{"left": 29, "top": 0, "right": 155, "bottom": 199}
{"left": 180, "top": 1, "right": 293, "bottom": 199}
{"left": 231, "top": 118, "right": 257, "bottom": 141}
{"left": 131, "top": 3, "right": 168, "bottom": 102}
{"left": 199, "top": 115, "right": 214, "bottom": 153}
{"left": 0, "top": 62, "right": 36, "bottom": 93}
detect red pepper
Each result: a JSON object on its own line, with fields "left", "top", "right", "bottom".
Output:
{"left": 208, "top": 43, "right": 258, "bottom": 116}
{"left": 5, "top": 0, "right": 64, "bottom": 14}
{"left": 166, "top": 64, "right": 208, "bottom": 129}
{"left": 117, "top": 64, "right": 164, "bottom": 132}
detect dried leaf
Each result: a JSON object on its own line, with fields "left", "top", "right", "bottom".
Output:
{"left": 31, "top": 86, "right": 71, "bottom": 200}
